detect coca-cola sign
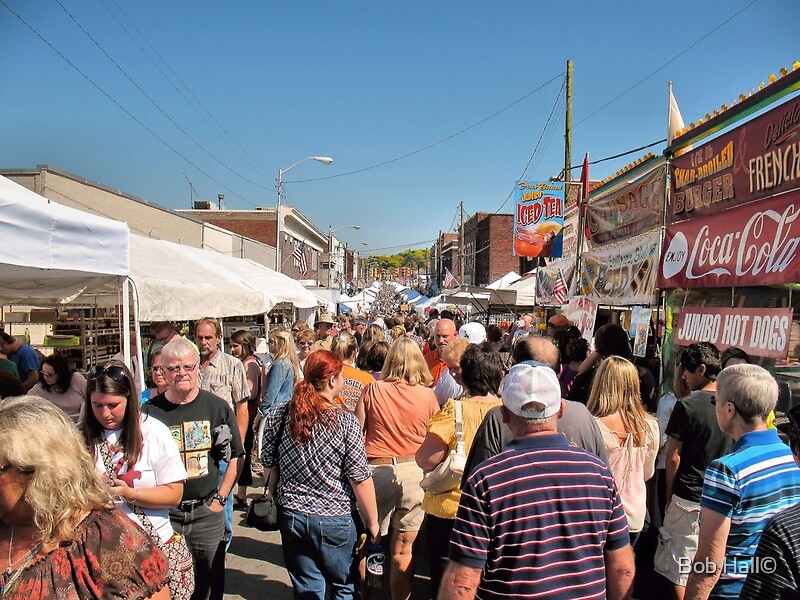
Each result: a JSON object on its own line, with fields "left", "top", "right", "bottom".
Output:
{"left": 658, "top": 189, "right": 800, "bottom": 288}
{"left": 669, "top": 96, "right": 800, "bottom": 223}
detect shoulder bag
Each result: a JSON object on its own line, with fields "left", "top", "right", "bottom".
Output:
{"left": 99, "top": 441, "right": 195, "bottom": 600}
{"left": 420, "top": 399, "right": 466, "bottom": 494}
{"left": 246, "top": 403, "right": 288, "bottom": 531}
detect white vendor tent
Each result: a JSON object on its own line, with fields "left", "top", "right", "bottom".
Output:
{"left": 491, "top": 272, "right": 538, "bottom": 307}
{"left": 0, "top": 175, "right": 129, "bottom": 305}
{"left": 107, "top": 235, "right": 318, "bottom": 322}
{"left": 486, "top": 271, "right": 520, "bottom": 290}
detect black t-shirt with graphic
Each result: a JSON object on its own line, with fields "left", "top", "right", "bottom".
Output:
{"left": 143, "top": 389, "right": 244, "bottom": 501}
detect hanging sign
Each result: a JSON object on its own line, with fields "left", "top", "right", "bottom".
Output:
{"left": 669, "top": 96, "right": 800, "bottom": 224}
{"left": 658, "top": 189, "right": 800, "bottom": 289}
{"left": 632, "top": 307, "right": 653, "bottom": 358}
{"left": 673, "top": 306, "right": 793, "bottom": 359}
{"left": 579, "top": 230, "right": 660, "bottom": 306}
{"left": 586, "top": 161, "right": 666, "bottom": 247}
{"left": 565, "top": 296, "right": 598, "bottom": 343}
{"left": 513, "top": 181, "right": 565, "bottom": 258}
{"left": 560, "top": 211, "right": 579, "bottom": 262}
{"left": 537, "top": 258, "right": 576, "bottom": 307}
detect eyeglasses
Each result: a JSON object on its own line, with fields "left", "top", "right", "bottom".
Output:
{"left": 150, "top": 366, "right": 164, "bottom": 373}
{"left": 298, "top": 342, "right": 314, "bottom": 347}
{"left": 268, "top": 339, "right": 277, "bottom": 344}
{"left": 0, "top": 464, "right": 34, "bottom": 475}
{"left": 40, "top": 370, "right": 57, "bottom": 378}
{"left": 88, "top": 364, "right": 128, "bottom": 382}
{"left": 165, "top": 363, "right": 198, "bottom": 373}
{"left": 291, "top": 329, "right": 300, "bottom": 333}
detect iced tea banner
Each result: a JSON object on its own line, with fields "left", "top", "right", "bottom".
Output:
{"left": 579, "top": 230, "right": 660, "bottom": 306}
{"left": 674, "top": 306, "right": 793, "bottom": 359}
{"left": 514, "top": 181, "right": 565, "bottom": 258}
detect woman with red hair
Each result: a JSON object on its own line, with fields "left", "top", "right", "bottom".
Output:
{"left": 259, "top": 350, "right": 379, "bottom": 599}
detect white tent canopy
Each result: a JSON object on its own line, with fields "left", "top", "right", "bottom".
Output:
{"left": 106, "top": 235, "right": 318, "bottom": 322}
{"left": 0, "top": 175, "right": 129, "bottom": 305}
{"left": 491, "top": 272, "right": 538, "bottom": 307}
{"left": 486, "top": 271, "right": 520, "bottom": 290}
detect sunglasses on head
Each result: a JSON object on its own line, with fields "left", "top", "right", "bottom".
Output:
{"left": 88, "top": 364, "right": 128, "bottom": 382}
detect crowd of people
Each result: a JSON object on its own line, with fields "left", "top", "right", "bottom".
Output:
{"left": 1, "top": 301, "right": 799, "bottom": 600}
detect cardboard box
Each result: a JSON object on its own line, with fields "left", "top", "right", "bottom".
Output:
{"left": 30, "top": 309, "right": 56, "bottom": 323}
{"left": 3, "top": 311, "right": 29, "bottom": 323}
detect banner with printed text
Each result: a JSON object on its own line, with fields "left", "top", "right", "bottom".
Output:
{"left": 537, "top": 257, "right": 576, "bottom": 306}
{"left": 560, "top": 211, "right": 579, "bottom": 262}
{"left": 669, "top": 96, "right": 800, "bottom": 224}
{"left": 513, "top": 181, "right": 565, "bottom": 258}
{"left": 565, "top": 296, "right": 598, "bottom": 343}
{"left": 579, "top": 230, "right": 660, "bottom": 306}
{"left": 586, "top": 159, "right": 666, "bottom": 248}
{"left": 673, "top": 306, "right": 793, "bottom": 359}
{"left": 658, "top": 189, "right": 800, "bottom": 289}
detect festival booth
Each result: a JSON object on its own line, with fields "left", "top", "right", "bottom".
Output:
{"left": 0, "top": 175, "right": 130, "bottom": 306}
{"left": 658, "top": 77, "right": 800, "bottom": 407}
{"left": 486, "top": 271, "right": 520, "bottom": 290}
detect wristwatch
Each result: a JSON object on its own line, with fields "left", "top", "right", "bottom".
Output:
{"left": 211, "top": 491, "right": 228, "bottom": 505}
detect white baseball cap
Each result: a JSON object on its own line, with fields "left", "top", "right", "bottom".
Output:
{"left": 502, "top": 362, "right": 562, "bottom": 419}
{"left": 459, "top": 322, "right": 487, "bottom": 344}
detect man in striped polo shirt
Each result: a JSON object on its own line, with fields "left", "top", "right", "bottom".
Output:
{"left": 685, "top": 364, "right": 800, "bottom": 600}
{"left": 441, "top": 362, "right": 634, "bottom": 600}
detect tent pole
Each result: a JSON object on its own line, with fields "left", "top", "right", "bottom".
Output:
{"left": 122, "top": 279, "right": 131, "bottom": 369}
{"left": 129, "top": 277, "right": 146, "bottom": 394}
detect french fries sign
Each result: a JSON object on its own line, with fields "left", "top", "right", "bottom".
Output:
{"left": 514, "top": 181, "right": 565, "bottom": 258}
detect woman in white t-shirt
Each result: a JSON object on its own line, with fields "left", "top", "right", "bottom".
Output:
{"left": 82, "top": 360, "right": 187, "bottom": 546}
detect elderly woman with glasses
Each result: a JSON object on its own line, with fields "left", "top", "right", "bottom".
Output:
{"left": 27, "top": 353, "right": 86, "bottom": 424}
{"left": 83, "top": 360, "right": 191, "bottom": 599}
{"left": 0, "top": 395, "right": 170, "bottom": 599}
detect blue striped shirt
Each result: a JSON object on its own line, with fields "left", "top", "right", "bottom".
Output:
{"left": 701, "top": 428, "right": 800, "bottom": 599}
{"left": 450, "top": 433, "right": 630, "bottom": 599}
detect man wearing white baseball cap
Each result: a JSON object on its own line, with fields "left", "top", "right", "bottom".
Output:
{"left": 440, "top": 363, "right": 635, "bottom": 600}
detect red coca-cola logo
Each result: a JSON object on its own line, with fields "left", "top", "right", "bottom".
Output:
{"left": 661, "top": 198, "right": 800, "bottom": 285}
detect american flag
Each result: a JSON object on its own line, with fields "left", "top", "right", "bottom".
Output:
{"left": 552, "top": 270, "right": 568, "bottom": 305}
{"left": 443, "top": 267, "right": 458, "bottom": 288}
{"left": 293, "top": 242, "right": 308, "bottom": 275}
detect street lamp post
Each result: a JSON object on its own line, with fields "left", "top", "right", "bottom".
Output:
{"left": 275, "top": 156, "right": 333, "bottom": 272}
{"left": 327, "top": 224, "right": 360, "bottom": 288}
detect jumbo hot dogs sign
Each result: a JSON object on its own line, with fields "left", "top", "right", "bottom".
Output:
{"left": 674, "top": 306, "right": 793, "bottom": 359}
{"left": 514, "top": 181, "right": 565, "bottom": 258}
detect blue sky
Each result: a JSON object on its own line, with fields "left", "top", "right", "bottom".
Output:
{"left": 1, "top": 0, "right": 797, "bottom": 254}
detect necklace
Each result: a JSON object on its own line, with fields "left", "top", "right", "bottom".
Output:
{"left": 4, "top": 525, "right": 35, "bottom": 576}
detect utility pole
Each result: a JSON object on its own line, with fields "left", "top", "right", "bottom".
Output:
{"left": 565, "top": 59, "right": 573, "bottom": 186}
{"left": 459, "top": 201, "right": 465, "bottom": 286}
{"left": 437, "top": 229, "right": 442, "bottom": 289}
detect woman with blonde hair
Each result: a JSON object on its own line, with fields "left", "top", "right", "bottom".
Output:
{"left": 254, "top": 327, "right": 302, "bottom": 439}
{"left": 330, "top": 332, "right": 374, "bottom": 411}
{"left": 297, "top": 329, "right": 317, "bottom": 370}
{"left": 0, "top": 395, "right": 169, "bottom": 598}
{"left": 587, "top": 356, "right": 659, "bottom": 545}
{"left": 355, "top": 337, "right": 438, "bottom": 600}
{"left": 361, "top": 323, "right": 385, "bottom": 346}
{"left": 260, "top": 351, "right": 379, "bottom": 599}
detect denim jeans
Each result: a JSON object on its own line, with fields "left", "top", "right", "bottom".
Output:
{"left": 170, "top": 501, "right": 226, "bottom": 600}
{"left": 279, "top": 507, "right": 358, "bottom": 600}
{"left": 217, "top": 459, "right": 233, "bottom": 549}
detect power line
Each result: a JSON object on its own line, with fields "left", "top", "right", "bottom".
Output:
{"left": 575, "top": 0, "right": 760, "bottom": 127}
{"left": 2, "top": 1, "right": 258, "bottom": 206}
{"left": 52, "top": 0, "right": 274, "bottom": 193}
{"left": 100, "top": 0, "right": 274, "bottom": 182}
{"left": 290, "top": 72, "right": 565, "bottom": 183}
